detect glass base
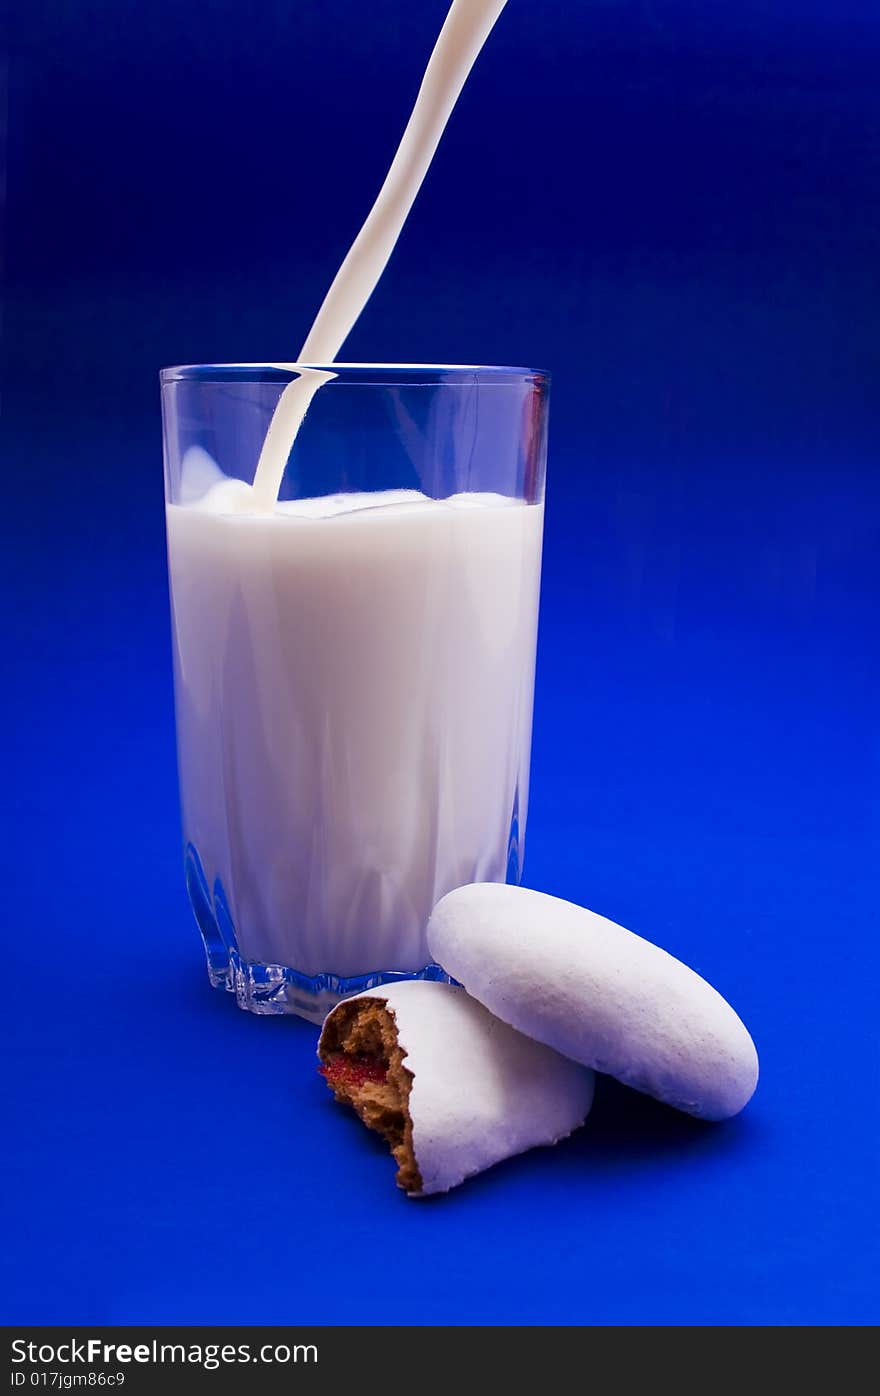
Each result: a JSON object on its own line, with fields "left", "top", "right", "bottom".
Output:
{"left": 205, "top": 947, "right": 452, "bottom": 1024}
{"left": 184, "top": 843, "right": 451, "bottom": 1024}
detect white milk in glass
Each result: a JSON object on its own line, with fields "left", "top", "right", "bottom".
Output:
{"left": 166, "top": 483, "right": 543, "bottom": 1005}
{"left": 162, "top": 1, "right": 539, "bottom": 1018}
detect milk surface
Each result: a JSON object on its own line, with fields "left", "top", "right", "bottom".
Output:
{"left": 166, "top": 483, "right": 543, "bottom": 979}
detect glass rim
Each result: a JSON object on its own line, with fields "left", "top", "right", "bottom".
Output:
{"left": 160, "top": 362, "right": 549, "bottom": 387}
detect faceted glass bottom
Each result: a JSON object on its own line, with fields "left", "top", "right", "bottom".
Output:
{"left": 184, "top": 844, "right": 452, "bottom": 1024}
{"left": 206, "top": 949, "right": 452, "bottom": 1024}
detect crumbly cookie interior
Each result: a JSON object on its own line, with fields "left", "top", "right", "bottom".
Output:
{"left": 319, "top": 997, "right": 422, "bottom": 1195}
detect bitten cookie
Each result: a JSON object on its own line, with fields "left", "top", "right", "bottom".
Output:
{"left": 318, "top": 980, "right": 595, "bottom": 1196}
{"left": 428, "top": 883, "right": 758, "bottom": 1121}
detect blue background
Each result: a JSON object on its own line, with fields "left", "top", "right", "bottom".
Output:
{"left": 4, "top": 0, "right": 879, "bottom": 1325}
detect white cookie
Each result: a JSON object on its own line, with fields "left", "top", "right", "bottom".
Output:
{"left": 428, "top": 884, "right": 758, "bottom": 1120}
{"left": 319, "top": 980, "right": 594, "bottom": 1195}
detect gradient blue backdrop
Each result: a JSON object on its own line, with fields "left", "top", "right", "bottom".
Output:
{"left": 3, "top": 1, "right": 879, "bottom": 1325}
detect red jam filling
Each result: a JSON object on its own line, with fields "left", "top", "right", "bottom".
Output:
{"left": 320, "top": 1052, "right": 388, "bottom": 1089}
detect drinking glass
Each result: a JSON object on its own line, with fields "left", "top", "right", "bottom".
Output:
{"left": 161, "top": 363, "right": 549, "bottom": 1021}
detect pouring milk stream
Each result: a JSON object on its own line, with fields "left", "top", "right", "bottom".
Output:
{"left": 252, "top": 0, "right": 509, "bottom": 510}
{"left": 164, "top": 1, "right": 547, "bottom": 1018}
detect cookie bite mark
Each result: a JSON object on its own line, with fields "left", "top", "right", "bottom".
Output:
{"left": 318, "top": 996, "right": 422, "bottom": 1195}
{"left": 320, "top": 982, "right": 595, "bottom": 1197}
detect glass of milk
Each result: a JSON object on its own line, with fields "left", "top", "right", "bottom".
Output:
{"left": 161, "top": 363, "right": 549, "bottom": 1021}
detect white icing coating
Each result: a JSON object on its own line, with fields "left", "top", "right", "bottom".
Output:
{"left": 427, "top": 884, "right": 759, "bottom": 1121}
{"left": 349, "top": 981, "right": 594, "bottom": 1196}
